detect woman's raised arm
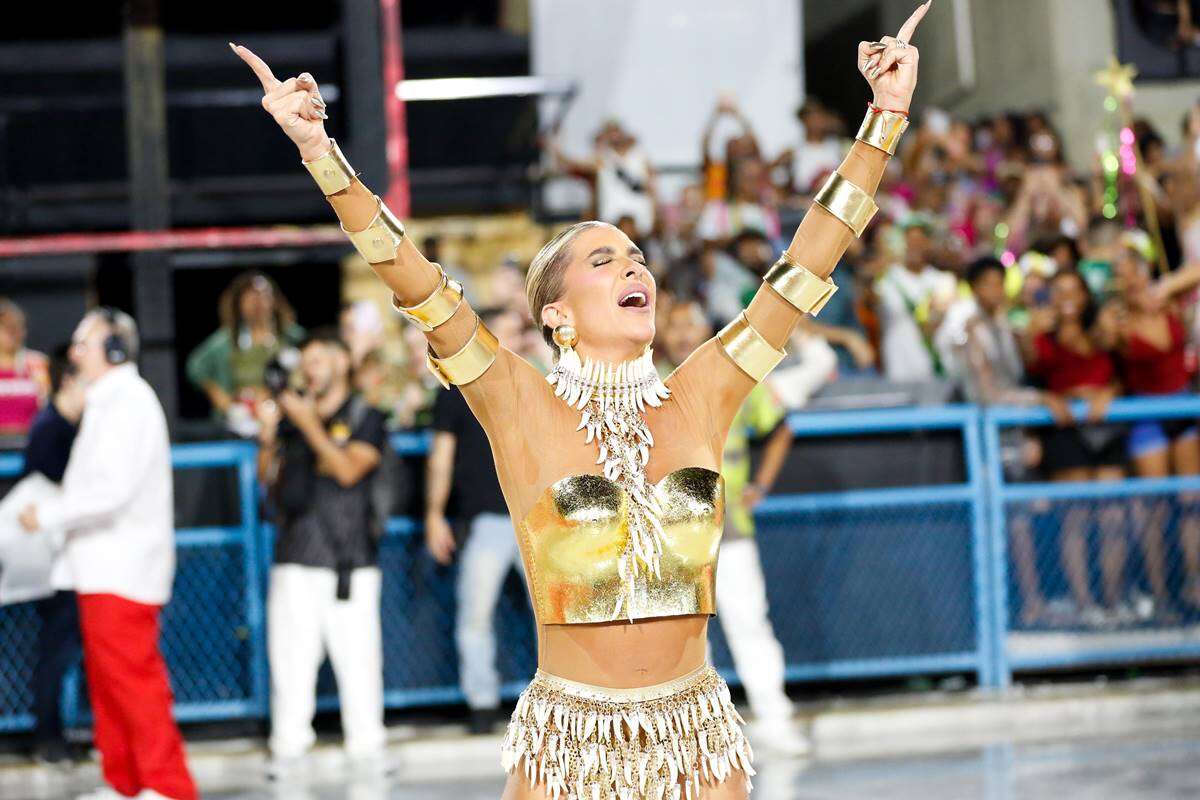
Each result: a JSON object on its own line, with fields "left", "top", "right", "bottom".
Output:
{"left": 232, "top": 44, "right": 542, "bottom": 430}
{"left": 672, "top": 2, "right": 930, "bottom": 433}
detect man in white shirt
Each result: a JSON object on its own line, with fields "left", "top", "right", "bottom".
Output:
{"left": 19, "top": 309, "right": 195, "bottom": 800}
{"left": 876, "top": 221, "right": 958, "bottom": 382}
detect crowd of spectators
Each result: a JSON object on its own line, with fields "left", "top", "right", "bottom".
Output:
{"left": 534, "top": 96, "right": 1200, "bottom": 626}
{"left": 6, "top": 95, "right": 1200, "bottom": 638}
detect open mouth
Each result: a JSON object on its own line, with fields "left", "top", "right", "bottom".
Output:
{"left": 617, "top": 284, "right": 651, "bottom": 310}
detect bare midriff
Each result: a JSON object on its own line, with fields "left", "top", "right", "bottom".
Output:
{"left": 536, "top": 615, "right": 709, "bottom": 688}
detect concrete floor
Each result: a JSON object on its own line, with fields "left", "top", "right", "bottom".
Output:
{"left": 5, "top": 726, "right": 1200, "bottom": 800}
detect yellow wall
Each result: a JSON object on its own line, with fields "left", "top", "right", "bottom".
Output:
{"left": 342, "top": 210, "right": 552, "bottom": 314}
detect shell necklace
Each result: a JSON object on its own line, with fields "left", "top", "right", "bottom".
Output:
{"left": 546, "top": 332, "right": 671, "bottom": 621}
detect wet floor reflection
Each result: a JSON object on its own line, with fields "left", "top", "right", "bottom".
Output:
{"left": 6, "top": 728, "right": 1200, "bottom": 799}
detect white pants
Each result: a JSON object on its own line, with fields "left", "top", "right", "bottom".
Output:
{"left": 714, "top": 537, "right": 795, "bottom": 723}
{"left": 455, "top": 513, "right": 524, "bottom": 710}
{"left": 267, "top": 564, "right": 386, "bottom": 759}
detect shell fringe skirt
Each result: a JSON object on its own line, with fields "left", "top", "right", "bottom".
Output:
{"left": 500, "top": 664, "right": 755, "bottom": 800}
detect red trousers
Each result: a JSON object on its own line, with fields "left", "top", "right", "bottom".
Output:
{"left": 78, "top": 594, "right": 197, "bottom": 800}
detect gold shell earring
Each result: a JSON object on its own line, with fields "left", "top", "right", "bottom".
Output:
{"left": 552, "top": 324, "right": 581, "bottom": 372}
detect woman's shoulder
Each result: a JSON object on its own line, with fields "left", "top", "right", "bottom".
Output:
{"left": 193, "top": 327, "right": 233, "bottom": 352}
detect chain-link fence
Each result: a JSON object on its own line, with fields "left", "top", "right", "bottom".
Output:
{"left": 6, "top": 399, "right": 1200, "bottom": 732}
{"left": 0, "top": 442, "right": 265, "bottom": 732}
{"left": 986, "top": 396, "right": 1200, "bottom": 684}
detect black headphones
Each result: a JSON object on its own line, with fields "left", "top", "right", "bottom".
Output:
{"left": 97, "top": 307, "right": 130, "bottom": 365}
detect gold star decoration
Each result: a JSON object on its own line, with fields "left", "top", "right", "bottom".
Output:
{"left": 1094, "top": 57, "right": 1138, "bottom": 100}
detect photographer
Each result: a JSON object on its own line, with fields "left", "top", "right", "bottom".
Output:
{"left": 256, "top": 328, "right": 388, "bottom": 776}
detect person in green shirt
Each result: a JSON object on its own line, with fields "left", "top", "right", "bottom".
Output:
{"left": 658, "top": 297, "right": 810, "bottom": 758}
{"left": 186, "top": 271, "right": 305, "bottom": 436}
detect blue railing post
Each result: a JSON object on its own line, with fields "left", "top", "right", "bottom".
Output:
{"left": 980, "top": 410, "right": 1013, "bottom": 688}
{"left": 963, "top": 406, "right": 999, "bottom": 688}
{"left": 236, "top": 442, "right": 269, "bottom": 720}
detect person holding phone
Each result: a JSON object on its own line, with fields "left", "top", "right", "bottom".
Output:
{"left": 1022, "top": 270, "right": 1132, "bottom": 626}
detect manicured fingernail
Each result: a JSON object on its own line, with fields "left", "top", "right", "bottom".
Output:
{"left": 871, "top": 67, "right": 881, "bottom": 79}
{"left": 317, "top": 111, "right": 329, "bottom": 120}
{"left": 311, "top": 96, "right": 326, "bottom": 108}
{"left": 299, "top": 73, "right": 313, "bottom": 84}
{"left": 228, "top": 42, "right": 237, "bottom": 52}
{"left": 868, "top": 57, "right": 880, "bottom": 70}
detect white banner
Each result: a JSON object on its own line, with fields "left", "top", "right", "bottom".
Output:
{"left": 532, "top": 0, "right": 804, "bottom": 172}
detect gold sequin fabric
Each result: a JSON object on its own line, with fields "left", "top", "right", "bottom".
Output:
{"left": 546, "top": 349, "right": 675, "bottom": 621}
{"left": 501, "top": 664, "right": 754, "bottom": 800}
{"left": 518, "top": 468, "right": 723, "bottom": 624}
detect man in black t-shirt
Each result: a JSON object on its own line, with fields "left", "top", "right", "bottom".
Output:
{"left": 257, "top": 328, "right": 389, "bottom": 776}
{"left": 426, "top": 307, "right": 526, "bottom": 735}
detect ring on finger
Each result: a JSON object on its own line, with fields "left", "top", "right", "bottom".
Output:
{"left": 895, "top": 40, "right": 909, "bottom": 48}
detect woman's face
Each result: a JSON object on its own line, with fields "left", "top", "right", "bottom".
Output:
{"left": 660, "top": 302, "right": 712, "bottom": 367}
{"left": 734, "top": 159, "right": 764, "bottom": 200}
{"left": 1115, "top": 252, "right": 1156, "bottom": 310}
{"left": 542, "top": 225, "right": 656, "bottom": 362}
{"left": 0, "top": 311, "right": 25, "bottom": 354}
{"left": 1050, "top": 272, "right": 1089, "bottom": 322}
{"left": 239, "top": 282, "right": 276, "bottom": 325}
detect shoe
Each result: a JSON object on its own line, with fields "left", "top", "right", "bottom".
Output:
{"left": 746, "top": 719, "right": 812, "bottom": 759}
{"left": 33, "top": 739, "right": 77, "bottom": 767}
{"left": 75, "top": 789, "right": 133, "bottom": 800}
{"left": 347, "top": 752, "right": 396, "bottom": 779}
{"left": 468, "top": 707, "right": 498, "bottom": 735}
{"left": 1079, "top": 604, "right": 1111, "bottom": 629}
{"left": 266, "top": 754, "right": 308, "bottom": 782}
{"left": 1110, "top": 602, "right": 1139, "bottom": 627}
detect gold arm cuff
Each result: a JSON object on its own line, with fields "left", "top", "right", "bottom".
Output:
{"left": 392, "top": 270, "right": 464, "bottom": 332}
{"left": 301, "top": 139, "right": 357, "bottom": 195}
{"left": 764, "top": 253, "right": 839, "bottom": 316}
{"left": 856, "top": 108, "right": 910, "bottom": 156}
{"left": 813, "top": 172, "right": 877, "bottom": 237}
{"left": 344, "top": 197, "right": 406, "bottom": 264}
{"left": 425, "top": 318, "right": 499, "bottom": 389}
{"left": 716, "top": 312, "right": 786, "bottom": 383}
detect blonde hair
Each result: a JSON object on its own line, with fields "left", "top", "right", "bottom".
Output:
{"left": 525, "top": 220, "right": 610, "bottom": 348}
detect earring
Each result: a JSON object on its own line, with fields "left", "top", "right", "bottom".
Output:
{"left": 552, "top": 324, "right": 581, "bottom": 373}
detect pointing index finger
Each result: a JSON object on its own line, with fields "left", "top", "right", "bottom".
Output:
{"left": 230, "top": 43, "right": 281, "bottom": 92}
{"left": 897, "top": 0, "right": 932, "bottom": 44}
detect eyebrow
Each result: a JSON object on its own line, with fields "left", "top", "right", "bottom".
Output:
{"left": 586, "top": 245, "right": 645, "bottom": 260}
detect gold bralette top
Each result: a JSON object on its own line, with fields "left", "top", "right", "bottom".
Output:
{"left": 517, "top": 466, "right": 724, "bottom": 624}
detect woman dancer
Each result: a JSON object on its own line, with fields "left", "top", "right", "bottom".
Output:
{"left": 234, "top": 5, "right": 927, "bottom": 797}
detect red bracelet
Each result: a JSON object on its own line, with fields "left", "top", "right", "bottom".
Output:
{"left": 868, "top": 101, "right": 910, "bottom": 118}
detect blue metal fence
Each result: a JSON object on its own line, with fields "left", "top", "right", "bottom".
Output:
{"left": 984, "top": 396, "right": 1200, "bottom": 688}
{"left": 0, "top": 441, "right": 264, "bottom": 733}
{"left": 2, "top": 398, "right": 1199, "bottom": 733}
{"left": 743, "top": 406, "right": 999, "bottom": 687}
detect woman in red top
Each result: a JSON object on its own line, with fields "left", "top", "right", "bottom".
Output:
{"left": 1022, "top": 269, "right": 1129, "bottom": 622}
{"left": 1101, "top": 249, "right": 1200, "bottom": 612}
{"left": 0, "top": 299, "right": 50, "bottom": 437}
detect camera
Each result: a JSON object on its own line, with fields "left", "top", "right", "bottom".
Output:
{"left": 263, "top": 346, "right": 301, "bottom": 395}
